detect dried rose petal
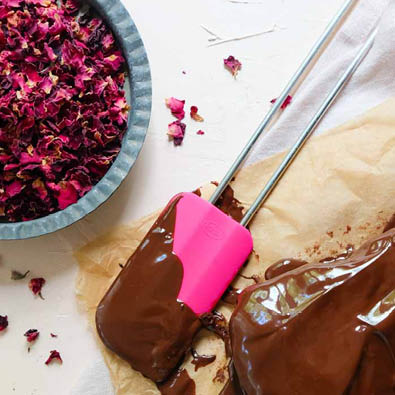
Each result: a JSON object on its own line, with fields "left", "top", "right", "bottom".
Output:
{"left": 24, "top": 329, "right": 39, "bottom": 343}
{"left": 0, "top": 315, "right": 8, "bottom": 332}
{"left": 11, "top": 270, "right": 30, "bottom": 280}
{"left": 224, "top": 56, "right": 242, "bottom": 76}
{"left": 190, "top": 106, "right": 204, "bottom": 122}
{"left": 29, "top": 278, "right": 46, "bottom": 298}
{"left": 45, "top": 350, "right": 63, "bottom": 365}
{"left": 50, "top": 333, "right": 58, "bottom": 338}
{"left": 47, "top": 181, "right": 78, "bottom": 210}
{"left": 167, "top": 121, "right": 186, "bottom": 146}
{"left": 270, "top": 95, "right": 292, "bottom": 109}
{"left": 165, "top": 97, "right": 185, "bottom": 120}
{"left": 197, "top": 130, "right": 205, "bottom": 135}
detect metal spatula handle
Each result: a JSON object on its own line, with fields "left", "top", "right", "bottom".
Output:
{"left": 209, "top": 0, "right": 354, "bottom": 205}
{"left": 240, "top": 28, "right": 378, "bottom": 227}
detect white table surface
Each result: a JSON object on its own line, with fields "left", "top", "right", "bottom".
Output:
{"left": 0, "top": 0, "right": 344, "bottom": 394}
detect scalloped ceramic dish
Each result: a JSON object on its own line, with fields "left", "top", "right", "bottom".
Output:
{"left": 0, "top": 0, "right": 152, "bottom": 240}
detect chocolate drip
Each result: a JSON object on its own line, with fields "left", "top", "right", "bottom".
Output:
{"left": 190, "top": 348, "right": 216, "bottom": 371}
{"left": 238, "top": 273, "right": 260, "bottom": 283}
{"left": 229, "top": 229, "right": 395, "bottom": 394}
{"left": 265, "top": 258, "right": 307, "bottom": 280}
{"left": 201, "top": 310, "right": 232, "bottom": 357}
{"left": 157, "top": 369, "right": 196, "bottom": 395}
{"left": 96, "top": 197, "right": 201, "bottom": 382}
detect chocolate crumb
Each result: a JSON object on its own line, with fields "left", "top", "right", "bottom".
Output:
{"left": 327, "top": 231, "right": 334, "bottom": 238}
{"left": 192, "top": 188, "right": 202, "bottom": 197}
{"left": 213, "top": 366, "right": 227, "bottom": 383}
{"left": 119, "top": 263, "right": 124, "bottom": 269}
{"left": 344, "top": 225, "right": 352, "bottom": 235}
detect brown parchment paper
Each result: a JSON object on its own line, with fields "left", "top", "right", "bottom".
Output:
{"left": 75, "top": 98, "right": 395, "bottom": 394}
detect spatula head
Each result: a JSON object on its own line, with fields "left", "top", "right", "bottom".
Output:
{"left": 174, "top": 192, "right": 253, "bottom": 313}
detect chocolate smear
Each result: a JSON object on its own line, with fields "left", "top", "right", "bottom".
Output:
{"left": 201, "top": 311, "right": 231, "bottom": 357}
{"left": 229, "top": 229, "right": 395, "bottom": 394}
{"left": 264, "top": 258, "right": 307, "bottom": 280}
{"left": 190, "top": 348, "right": 216, "bottom": 371}
{"left": 215, "top": 185, "right": 244, "bottom": 223}
{"left": 96, "top": 197, "right": 201, "bottom": 382}
{"left": 157, "top": 369, "right": 196, "bottom": 395}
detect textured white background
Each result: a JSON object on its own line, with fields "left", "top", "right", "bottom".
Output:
{"left": 0, "top": 0, "right": 347, "bottom": 394}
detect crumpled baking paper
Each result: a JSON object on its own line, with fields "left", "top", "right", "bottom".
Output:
{"left": 75, "top": 98, "right": 395, "bottom": 394}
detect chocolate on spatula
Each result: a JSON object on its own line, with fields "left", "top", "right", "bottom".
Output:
{"left": 96, "top": 193, "right": 252, "bottom": 382}
{"left": 227, "top": 228, "right": 395, "bottom": 395}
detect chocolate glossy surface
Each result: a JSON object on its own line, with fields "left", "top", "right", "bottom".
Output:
{"left": 96, "top": 197, "right": 201, "bottom": 382}
{"left": 229, "top": 230, "right": 395, "bottom": 394}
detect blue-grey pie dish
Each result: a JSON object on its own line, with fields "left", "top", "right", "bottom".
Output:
{"left": 0, "top": 0, "right": 151, "bottom": 240}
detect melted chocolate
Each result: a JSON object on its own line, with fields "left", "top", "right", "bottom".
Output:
{"left": 190, "top": 348, "right": 216, "bottom": 371}
{"left": 215, "top": 185, "right": 244, "bottom": 223}
{"left": 319, "top": 244, "right": 354, "bottom": 264}
{"left": 201, "top": 311, "right": 232, "bottom": 357}
{"left": 264, "top": 258, "right": 307, "bottom": 280}
{"left": 384, "top": 213, "right": 395, "bottom": 232}
{"left": 96, "top": 197, "right": 201, "bottom": 382}
{"left": 229, "top": 229, "right": 395, "bottom": 394}
{"left": 219, "top": 363, "right": 244, "bottom": 395}
{"left": 157, "top": 369, "right": 196, "bottom": 395}
{"left": 222, "top": 286, "right": 242, "bottom": 306}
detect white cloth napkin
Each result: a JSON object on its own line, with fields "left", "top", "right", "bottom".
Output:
{"left": 248, "top": 0, "right": 391, "bottom": 164}
{"left": 71, "top": 0, "right": 393, "bottom": 393}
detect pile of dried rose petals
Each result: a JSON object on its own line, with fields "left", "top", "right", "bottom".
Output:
{"left": 0, "top": 0, "right": 129, "bottom": 222}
